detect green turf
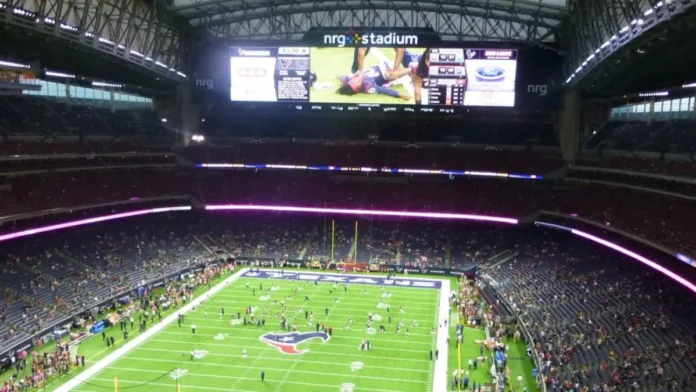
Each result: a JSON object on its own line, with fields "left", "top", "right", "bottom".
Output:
{"left": 310, "top": 47, "right": 422, "bottom": 105}
{"left": 64, "top": 276, "right": 441, "bottom": 392}
{"left": 503, "top": 335, "right": 539, "bottom": 392}
{"left": 5, "top": 270, "right": 540, "bottom": 392}
{"left": 2, "top": 274, "right": 228, "bottom": 390}
{"left": 447, "top": 323, "right": 492, "bottom": 391}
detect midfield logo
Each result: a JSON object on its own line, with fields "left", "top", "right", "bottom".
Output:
{"left": 260, "top": 332, "right": 330, "bottom": 355}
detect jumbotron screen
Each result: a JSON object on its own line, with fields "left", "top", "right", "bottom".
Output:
{"left": 230, "top": 46, "right": 517, "bottom": 107}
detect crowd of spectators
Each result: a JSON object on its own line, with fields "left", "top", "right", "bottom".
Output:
{"left": 182, "top": 143, "right": 564, "bottom": 175}
{"left": 585, "top": 120, "right": 696, "bottom": 157}
{"left": 0, "top": 141, "right": 171, "bottom": 156}
{"left": 0, "top": 96, "right": 168, "bottom": 137}
{"left": 1, "top": 261, "right": 226, "bottom": 391}
{"left": 0, "top": 214, "right": 206, "bottom": 354}
{"left": 0, "top": 168, "right": 191, "bottom": 217}
{"left": 0, "top": 203, "right": 692, "bottom": 392}
{"left": 481, "top": 229, "right": 696, "bottom": 392}
{"left": 2, "top": 159, "right": 696, "bottom": 260}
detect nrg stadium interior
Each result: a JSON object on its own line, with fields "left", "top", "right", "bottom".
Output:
{"left": 1, "top": 0, "right": 696, "bottom": 392}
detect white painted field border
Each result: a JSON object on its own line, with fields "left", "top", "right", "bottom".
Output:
{"left": 98, "top": 354, "right": 431, "bottom": 373}
{"left": 433, "top": 278, "right": 450, "bottom": 392}
{"left": 54, "top": 267, "right": 250, "bottom": 392}
{"left": 59, "top": 267, "right": 450, "bottom": 392}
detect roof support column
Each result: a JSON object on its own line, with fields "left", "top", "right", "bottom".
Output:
{"left": 559, "top": 89, "right": 580, "bottom": 162}
{"left": 177, "top": 85, "right": 200, "bottom": 147}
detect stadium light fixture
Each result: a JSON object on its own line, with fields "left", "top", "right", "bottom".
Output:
{"left": 205, "top": 204, "right": 519, "bottom": 225}
{"left": 0, "top": 207, "right": 191, "bottom": 243}
{"left": 45, "top": 70, "right": 75, "bottom": 79}
{"left": 92, "top": 81, "right": 123, "bottom": 88}
{"left": 0, "top": 60, "right": 30, "bottom": 69}
{"left": 191, "top": 134, "right": 205, "bottom": 142}
{"left": 639, "top": 91, "right": 668, "bottom": 97}
{"left": 13, "top": 8, "right": 35, "bottom": 18}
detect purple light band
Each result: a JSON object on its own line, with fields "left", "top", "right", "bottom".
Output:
{"left": 205, "top": 204, "right": 519, "bottom": 224}
{"left": 572, "top": 228, "right": 696, "bottom": 294}
{"left": 0, "top": 206, "right": 191, "bottom": 243}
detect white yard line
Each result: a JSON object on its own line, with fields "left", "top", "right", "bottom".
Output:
{"left": 130, "top": 346, "right": 430, "bottom": 363}
{"left": 160, "top": 330, "right": 435, "bottom": 343}
{"left": 149, "top": 338, "right": 431, "bottom": 353}
{"left": 89, "top": 371, "right": 408, "bottom": 392}
{"left": 99, "top": 354, "right": 431, "bottom": 373}
{"left": 104, "top": 365, "right": 428, "bottom": 384}
{"left": 54, "top": 268, "right": 250, "bottom": 392}
{"left": 433, "top": 279, "right": 451, "bottom": 392}
{"left": 58, "top": 268, "right": 449, "bottom": 392}
{"left": 209, "top": 295, "right": 439, "bottom": 309}
{"left": 228, "top": 282, "right": 324, "bottom": 392}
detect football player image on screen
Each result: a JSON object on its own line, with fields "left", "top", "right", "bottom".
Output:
{"left": 408, "top": 50, "right": 430, "bottom": 105}
{"left": 351, "top": 48, "right": 420, "bottom": 79}
{"left": 335, "top": 62, "right": 412, "bottom": 101}
{"left": 310, "top": 47, "right": 428, "bottom": 104}
{"left": 349, "top": 47, "right": 430, "bottom": 104}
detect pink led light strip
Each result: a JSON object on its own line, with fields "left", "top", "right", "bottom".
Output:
{"left": 2, "top": 204, "right": 691, "bottom": 295}
{"left": 204, "top": 204, "right": 519, "bottom": 224}
{"left": 572, "top": 229, "right": 696, "bottom": 294}
{"left": 0, "top": 206, "right": 191, "bottom": 243}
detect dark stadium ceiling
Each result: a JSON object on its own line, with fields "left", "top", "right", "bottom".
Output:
{"left": 562, "top": 0, "right": 696, "bottom": 97}
{"left": 578, "top": 7, "right": 696, "bottom": 97}
{"left": 168, "top": 0, "right": 569, "bottom": 44}
{"left": 0, "top": 0, "right": 192, "bottom": 89}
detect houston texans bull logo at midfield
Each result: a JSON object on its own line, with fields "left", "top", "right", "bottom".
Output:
{"left": 260, "top": 332, "right": 330, "bottom": 355}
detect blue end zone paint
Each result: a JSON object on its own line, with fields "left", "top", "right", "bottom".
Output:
{"left": 241, "top": 270, "right": 442, "bottom": 289}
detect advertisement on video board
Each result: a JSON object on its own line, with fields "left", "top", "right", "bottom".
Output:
{"left": 229, "top": 46, "right": 517, "bottom": 108}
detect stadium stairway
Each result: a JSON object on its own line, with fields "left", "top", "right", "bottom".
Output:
{"left": 481, "top": 250, "right": 517, "bottom": 270}
{"left": 205, "top": 235, "right": 234, "bottom": 258}
{"left": 194, "top": 235, "right": 216, "bottom": 253}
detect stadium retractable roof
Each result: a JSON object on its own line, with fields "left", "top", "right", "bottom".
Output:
{"left": 168, "top": 0, "right": 569, "bottom": 44}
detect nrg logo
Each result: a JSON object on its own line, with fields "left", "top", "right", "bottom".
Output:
{"left": 323, "top": 32, "right": 419, "bottom": 47}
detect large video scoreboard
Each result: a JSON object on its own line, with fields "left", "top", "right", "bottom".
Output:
{"left": 229, "top": 46, "right": 517, "bottom": 109}
{"left": 192, "top": 28, "right": 562, "bottom": 113}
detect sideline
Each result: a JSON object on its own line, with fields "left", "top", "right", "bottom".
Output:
{"left": 433, "top": 279, "right": 450, "bottom": 392}
{"left": 54, "top": 267, "right": 249, "bottom": 392}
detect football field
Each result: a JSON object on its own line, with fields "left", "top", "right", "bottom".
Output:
{"left": 62, "top": 270, "right": 447, "bottom": 392}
